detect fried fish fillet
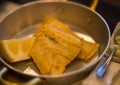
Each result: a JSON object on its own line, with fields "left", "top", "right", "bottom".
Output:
{"left": 30, "top": 17, "right": 99, "bottom": 75}
{"left": 77, "top": 39, "right": 99, "bottom": 61}
{"left": 30, "top": 21, "right": 82, "bottom": 75}
{"left": 34, "top": 17, "right": 77, "bottom": 37}
{"left": 35, "top": 17, "right": 99, "bottom": 62}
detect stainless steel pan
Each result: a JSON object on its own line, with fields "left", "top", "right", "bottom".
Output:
{"left": 0, "top": 1, "right": 110, "bottom": 85}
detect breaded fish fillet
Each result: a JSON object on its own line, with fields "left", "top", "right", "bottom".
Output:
{"left": 77, "top": 39, "right": 99, "bottom": 61}
{"left": 35, "top": 17, "right": 99, "bottom": 62}
{"left": 30, "top": 20, "right": 82, "bottom": 75}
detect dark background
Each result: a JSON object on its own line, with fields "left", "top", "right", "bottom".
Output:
{"left": 70, "top": 0, "right": 120, "bottom": 34}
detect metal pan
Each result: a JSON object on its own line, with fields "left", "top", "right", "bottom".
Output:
{"left": 0, "top": 1, "right": 110, "bottom": 85}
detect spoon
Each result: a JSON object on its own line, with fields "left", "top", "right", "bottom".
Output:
{"left": 96, "top": 22, "right": 120, "bottom": 78}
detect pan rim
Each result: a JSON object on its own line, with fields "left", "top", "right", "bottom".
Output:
{"left": 0, "top": 1, "right": 111, "bottom": 78}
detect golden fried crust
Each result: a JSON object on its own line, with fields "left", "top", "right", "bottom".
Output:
{"left": 77, "top": 39, "right": 99, "bottom": 61}
{"left": 30, "top": 17, "right": 99, "bottom": 75}
{"left": 34, "top": 17, "right": 81, "bottom": 39}
{"left": 30, "top": 18, "right": 82, "bottom": 75}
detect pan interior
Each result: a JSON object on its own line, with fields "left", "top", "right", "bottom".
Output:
{"left": 5, "top": 22, "right": 99, "bottom": 77}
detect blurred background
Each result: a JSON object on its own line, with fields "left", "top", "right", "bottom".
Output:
{"left": 70, "top": 0, "right": 120, "bottom": 33}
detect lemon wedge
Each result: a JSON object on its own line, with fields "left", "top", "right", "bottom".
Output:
{"left": 0, "top": 37, "right": 35, "bottom": 63}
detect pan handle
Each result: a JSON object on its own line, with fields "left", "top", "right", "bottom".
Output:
{"left": 0, "top": 67, "right": 44, "bottom": 85}
{"left": 43, "top": 0, "right": 99, "bottom": 10}
{"left": 41, "top": 0, "right": 99, "bottom": 10}
{"left": 90, "top": 0, "right": 99, "bottom": 10}
{"left": 23, "top": 77, "right": 45, "bottom": 85}
{"left": 0, "top": 67, "right": 18, "bottom": 85}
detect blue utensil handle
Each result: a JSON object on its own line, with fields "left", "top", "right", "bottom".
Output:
{"left": 96, "top": 49, "right": 115, "bottom": 78}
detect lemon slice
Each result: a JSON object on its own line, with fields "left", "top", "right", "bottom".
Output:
{"left": 0, "top": 37, "right": 35, "bottom": 63}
